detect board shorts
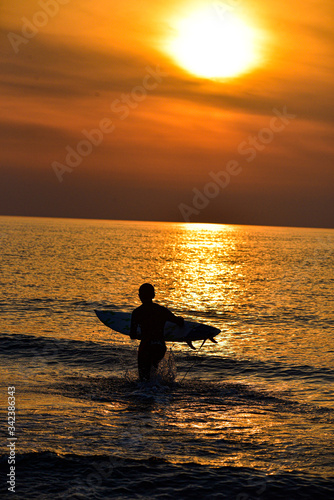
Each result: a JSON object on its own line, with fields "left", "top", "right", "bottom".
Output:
{"left": 138, "top": 340, "right": 166, "bottom": 381}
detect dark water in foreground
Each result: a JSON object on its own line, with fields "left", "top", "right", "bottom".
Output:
{"left": 0, "top": 217, "right": 333, "bottom": 498}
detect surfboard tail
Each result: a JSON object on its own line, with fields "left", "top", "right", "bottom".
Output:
{"left": 186, "top": 340, "right": 196, "bottom": 350}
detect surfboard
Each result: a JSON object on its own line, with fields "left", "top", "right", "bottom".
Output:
{"left": 94, "top": 310, "right": 220, "bottom": 349}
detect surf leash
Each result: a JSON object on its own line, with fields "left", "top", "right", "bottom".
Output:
{"left": 179, "top": 338, "right": 207, "bottom": 384}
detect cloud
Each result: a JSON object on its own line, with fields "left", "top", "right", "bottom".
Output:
{"left": 1, "top": 26, "right": 332, "bottom": 134}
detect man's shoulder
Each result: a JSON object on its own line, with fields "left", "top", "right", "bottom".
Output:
{"left": 132, "top": 303, "right": 172, "bottom": 317}
{"left": 153, "top": 303, "right": 173, "bottom": 316}
{"left": 152, "top": 302, "right": 166, "bottom": 310}
{"left": 132, "top": 305, "right": 144, "bottom": 316}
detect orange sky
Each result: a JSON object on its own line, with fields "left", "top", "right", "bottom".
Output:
{"left": 1, "top": 0, "right": 333, "bottom": 226}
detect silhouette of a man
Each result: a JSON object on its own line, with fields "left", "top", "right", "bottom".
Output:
{"left": 130, "top": 283, "right": 184, "bottom": 382}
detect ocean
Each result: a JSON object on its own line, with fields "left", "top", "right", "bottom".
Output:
{"left": 0, "top": 216, "right": 333, "bottom": 499}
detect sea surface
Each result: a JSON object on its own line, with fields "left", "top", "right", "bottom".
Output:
{"left": 0, "top": 216, "right": 333, "bottom": 499}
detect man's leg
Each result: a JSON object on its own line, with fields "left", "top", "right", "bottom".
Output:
{"left": 138, "top": 344, "right": 151, "bottom": 381}
{"left": 151, "top": 343, "right": 167, "bottom": 370}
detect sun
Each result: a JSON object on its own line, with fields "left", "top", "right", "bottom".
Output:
{"left": 167, "top": 6, "right": 261, "bottom": 79}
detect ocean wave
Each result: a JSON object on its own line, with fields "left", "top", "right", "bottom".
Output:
{"left": 1, "top": 451, "right": 333, "bottom": 499}
{"left": 49, "top": 376, "right": 333, "bottom": 421}
{"left": 0, "top": 333, "right": 125, "bottom": 367}
{"left": 196, "top": 356, "right": 334, "bottom": 382}
{"left": 1, "top": 333, "right": 334, "bottom": 384}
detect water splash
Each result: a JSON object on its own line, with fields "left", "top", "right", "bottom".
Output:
{"left": 121, "top": 346, "right": 177, "bottom": 385}
{"left": 155, "top": 347, "right": 177, "bottom": 384}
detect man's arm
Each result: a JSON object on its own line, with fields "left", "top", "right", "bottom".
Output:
{"left": 166, "top": 309, "right": 184, "bottom": 327}
{"left": 175, "top": 316, "right": 184, "bottom": 327}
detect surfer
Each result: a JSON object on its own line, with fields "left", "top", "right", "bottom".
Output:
{"left": 130, "top": 283, "right": 184, "bottom": 382}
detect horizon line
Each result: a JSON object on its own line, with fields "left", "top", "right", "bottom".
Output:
{"left": 1, "top": 214, "right": 333, "bottom": 231}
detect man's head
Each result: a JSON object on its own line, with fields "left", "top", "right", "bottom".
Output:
{"left": 138, "top": 283, "right": 155, "bottom": 303}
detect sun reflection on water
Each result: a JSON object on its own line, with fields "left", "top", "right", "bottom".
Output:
{"left": 155, "top": 224, "right": 246, "bottom": 338}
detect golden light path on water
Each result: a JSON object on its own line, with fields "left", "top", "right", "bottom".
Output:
{"left": 175, "top": 223, "right": 241, "bottom": 309}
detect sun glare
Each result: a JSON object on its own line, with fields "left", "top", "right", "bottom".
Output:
{"left": 167, "top": 6, "right": 261, "bottom": 79}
